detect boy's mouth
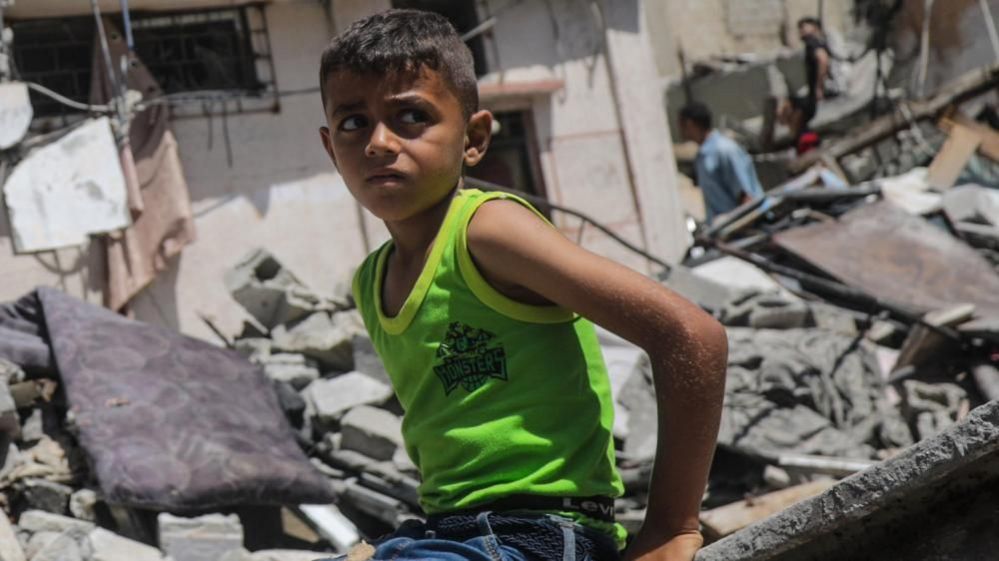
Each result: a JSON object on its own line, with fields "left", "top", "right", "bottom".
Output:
{"left": 366, "top": 169, "right": 407, "bottom": 185}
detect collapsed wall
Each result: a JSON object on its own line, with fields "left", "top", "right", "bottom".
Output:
{"left": 696, "top": 399, "right": 999, "bottom": 561}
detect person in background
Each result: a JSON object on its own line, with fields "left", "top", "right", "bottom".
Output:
{"left": 678, "top": 102, "right": 765, "bottom": 223}
{"left": 787, "top": 95, "right": 820, "bottom": 155}
{"left": 798, "top": 17, "right": 836, "bottom": 104}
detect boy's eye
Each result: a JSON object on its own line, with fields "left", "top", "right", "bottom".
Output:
{"left": 399, "top": 109, "right": 429, "bottom": 125}
{"left": 340, "top": 115, "right": 367, "bottom": 132}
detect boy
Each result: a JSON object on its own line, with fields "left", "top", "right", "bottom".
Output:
{"left": 318, "top": 10, "right": 727, "bottom": 561}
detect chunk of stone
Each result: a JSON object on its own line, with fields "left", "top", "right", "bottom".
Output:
{"left": 261, "top": 354, "right": 320, "bottom": 390}
{"left": 20, "top": 480, "right": 72, "bottom": 515}
{"left": 340, "top": 406, "right": 403, "bottom": 461}
{"left": 0, "top": 360, "right": 25, "bottom": 385}
{"left": 251, "top": 550, "right": 328, "bottom": 561}
{"left": 233, "top": 338, "right": 272, "bottom": 364}
{"left": 352, "top": 334, "right": 390, "bottom": 385}
{"left": 304, "top": 373, "right": 392, "bottom": 426}
{"left": 0, "top": 379, "right": 18, "bottom": 442}
{"left": 86, "top": 528, "right": 162, "bottom": 561}
{"left": 341, "top": 479, "right": 406, "bottom": 526}
{"left": 157, "top": 513, "right": 244, "bottom": 561}
{"left": 18, "top": 510, "right": 94, "bottom": 538}
{"left": 69, "top": 489, "right": 98, "bottom": 522}
{"left": 271, "top": 312, "right": 359, "bottom": 372}
{"left": 392, "top": 446, "right": 418, "bottom": 474}
{"left": 296, "top": 504, "right": 360, "bottom": 552}
{"left": 19, "top": 409, "right": 43, "bottom": 444}
{"left": 0, "top": 510, "right": 26, "bottom": 561}
{"left": 225, "top": 249, "right": 340, "bottom": 330}
{"left": 29, "top": 532, "right": 82, "bottom": 561}
{"left": 272, "top": 382, "right": 306, "bottom": 428}
{"left": 24, "top": 532, "right": 59, "bottom": 559}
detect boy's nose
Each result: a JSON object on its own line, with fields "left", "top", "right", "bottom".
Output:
{"left": 365, "top": 122, "right": 400, "bottom": 157}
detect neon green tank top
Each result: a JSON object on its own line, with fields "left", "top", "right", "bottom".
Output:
{"left": 352, "top": 188, "right": 625, "bottom": 542}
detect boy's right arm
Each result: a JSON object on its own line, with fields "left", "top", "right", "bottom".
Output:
{"left": 466, "top": 200, "right": 728, "bottom": 561}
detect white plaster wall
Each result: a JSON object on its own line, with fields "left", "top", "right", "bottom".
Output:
{"left": 130, "top": 0, "right": 386, "bottom": 340}
{"left": 479, "top": 0, "right": 685, "bottom": 270}
{"left": 649, "top": 0, "right": 856, "bottom": 72}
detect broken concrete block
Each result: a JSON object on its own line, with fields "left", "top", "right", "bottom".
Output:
{"left": 341, "top": 478, "right": 406, "bottom": 526}
{"left": 296, "top": 504, "right": 360, "bottom": 552}
{"left": 233, "top": 338, "right": 272, "bottom": 364}
{"left": 20, "top": 480, "right": 73, "bottom": 515}
{"left": 272, "top": 382, "right": 306, "bottom": 428}
{"left": 0, "top": 510, "right": 26, "bottom": 561}
{"left": 304, "top": 372, "right": 393, "bottom": 426}
{"left": 19, "top": 409, "right": 43, "bottom": 444}
{"left": 352, "top": 334, "right": 390, "bottom": 385}
{"left": 24, "top": 532, "right": 60, "bottom": 559}
{"left": 225, "top": 249, "right": 340, "bottom": 330}
{"left": 261, "top": 354, "right": 320, "bottom": 390}
{"left": 340, "top": 406, "right": 403, "bottom": 461}
{"left": 157, "top": 513, "right": 244, "bottom": 561}
{"left": 18, "top": 510, "right": 94, "bottom": 539}
{"left": 69, "top": 489, "right": 98, "bottom": 522}
{"left": 392, "top": 446, "right": 417, "bottom": 474}
{"left": 251, "top": 550, "right": 329, "bottom": 561}
{"left": 695, "top": 400, "right": 999, "bottom": 561}
{"left": 271, "top": 312, "right": 359, "bottom": 372}
{"left": 662, "top": 265, "right": 735, "bottom": 314}
{"left": 0, "top": 380, "right": 18, "bottom": 443}
{"left": 29, "top": 531, "right": 83, "bottom": 561}
{"left": 0, "top": 359, "right": 25, "bottom": 385}
{"left": 86, "top": 528, "right": 162, "bottom": 561}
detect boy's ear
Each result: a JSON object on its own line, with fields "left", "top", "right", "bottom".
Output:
{"left": 463, "top": 110, "right": 493, "bottom": 167}
{"left": 319, "top": 126, "right": 339, "bottom": 170}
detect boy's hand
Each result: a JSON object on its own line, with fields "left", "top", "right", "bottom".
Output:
{"left": 624, "top": 531, "right": 703, "bottom": 561}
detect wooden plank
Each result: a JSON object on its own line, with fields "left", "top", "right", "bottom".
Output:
{"left": 701, "top": 479, "right": 837, "bottom": 540}
{"left": 940, "top": 114, "right": 999, "bottom": 163}
{"left": 894, "top": 304, "right": 975, "bottom": 372}
{"left": 788, "top": 64, "right": 999, "bottom": 174}
{"left": 926, "top": 124, "right": 983, "bottom": 190}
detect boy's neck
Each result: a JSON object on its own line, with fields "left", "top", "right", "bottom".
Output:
{"left": 385, "top": 182, "right": 461, "bottom": 260}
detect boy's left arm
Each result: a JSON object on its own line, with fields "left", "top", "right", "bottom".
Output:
{"left": 467, "top": 200, "right": 728, "bottom": 561}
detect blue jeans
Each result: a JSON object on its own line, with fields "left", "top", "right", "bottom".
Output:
{"left": 322, "top": 511, "right": 611, "bottom": 561}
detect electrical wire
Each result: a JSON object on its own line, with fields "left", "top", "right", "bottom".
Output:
{"left": 24, "top": 82, "right": 113, "bottom": 113}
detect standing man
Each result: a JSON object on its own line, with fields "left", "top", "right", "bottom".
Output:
{"left": 798, "top": 17, "right": 836, "bottom": 103}
{"left": 679, "top": 102, "right": 764, "bottom": 223}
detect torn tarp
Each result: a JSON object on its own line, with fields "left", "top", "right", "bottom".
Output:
{"left": 2, "top": 117, "right": 131, "bottom": 253}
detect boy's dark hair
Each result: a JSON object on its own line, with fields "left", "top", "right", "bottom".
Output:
{"left": 797, "top": 16, "right": 822, "bottom": 29}
{"left": 679, "top": 102, "right": 713, "bottom": 131}
{"left": 319, "top": 9, "right": 478, "bottom": 118}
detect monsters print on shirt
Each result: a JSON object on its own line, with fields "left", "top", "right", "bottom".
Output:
{"left": 433, "top": 322, "right": 508, "bottom": 395}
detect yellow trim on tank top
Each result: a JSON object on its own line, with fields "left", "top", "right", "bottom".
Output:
{"left": 373, "top": 190, "right": 466, "bottom": 335}
{"left": 455, "top": 190, "right": 576, "bottom": 324}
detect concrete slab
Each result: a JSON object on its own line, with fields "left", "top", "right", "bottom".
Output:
{"left": 696, "top": 400, "right": 999, "bottom": 561}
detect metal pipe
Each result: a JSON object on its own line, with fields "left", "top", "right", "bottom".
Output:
{"left": 916, "top": 0, "right": 935, "bottom": 97}
{"left": 120, "top": 0, "right": 135, "bottom": 51}
{"left": 980, "top": 0, "right": 999, "bottom": 63}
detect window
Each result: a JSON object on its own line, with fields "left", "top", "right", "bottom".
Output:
{"left": 391, "top": 0, "right": 489, "bottom": 77}
{"left": 466, "top": 111, "right": 547, "bottom": 199}
{"left": 10, "top": 5, "right": 276, "bottom": 119}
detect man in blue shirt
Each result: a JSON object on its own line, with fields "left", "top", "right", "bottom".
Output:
{"left": 679, "top": 102, "right": 764, "bottom": 222}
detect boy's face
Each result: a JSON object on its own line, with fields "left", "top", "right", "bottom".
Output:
{"left": 320, "top": 66, "right": 491, "bottom": 223}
